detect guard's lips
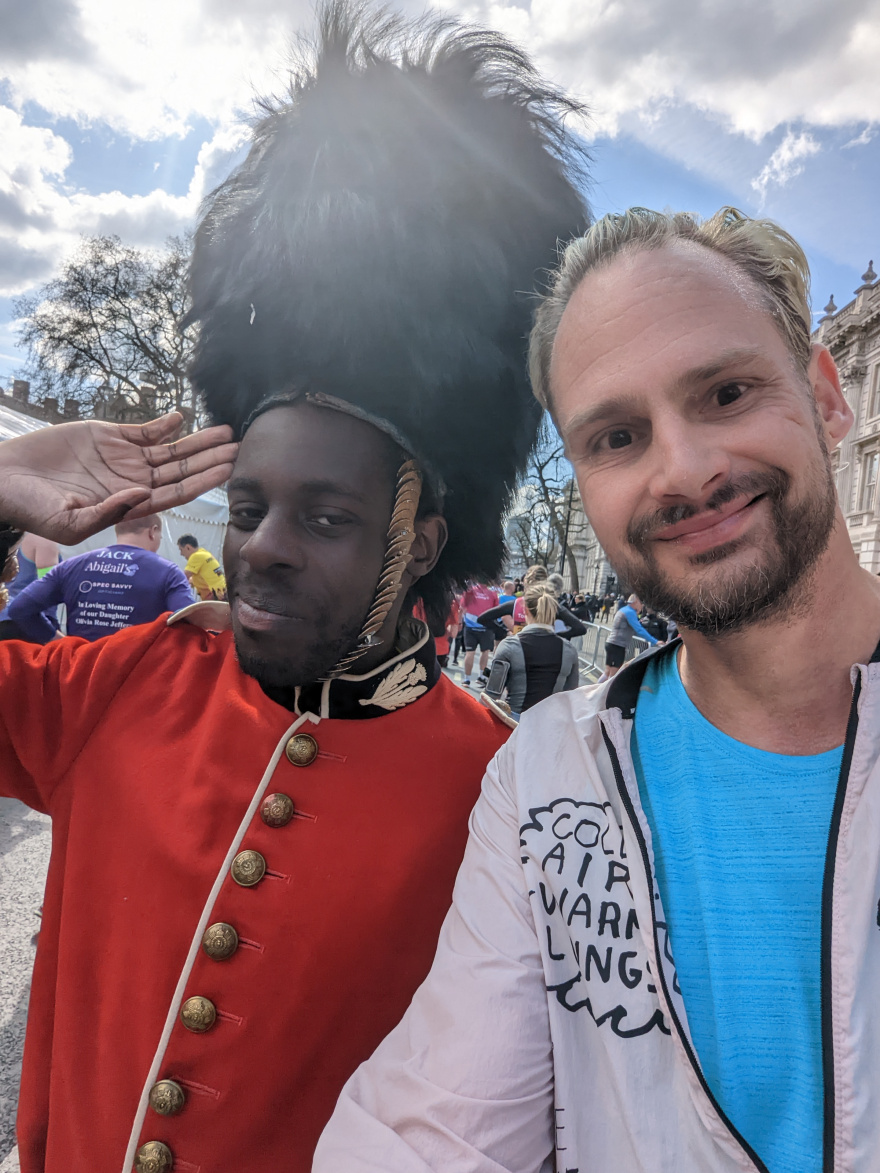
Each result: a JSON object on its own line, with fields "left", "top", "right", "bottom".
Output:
{"left": 652, "top": 494, "right": 763, "bottom": 541}
{"left": 233, "top": 595, "right": 303, "bottom": 621}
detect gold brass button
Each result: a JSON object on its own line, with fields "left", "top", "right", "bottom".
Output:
{"left": 134, "top": 1140, "right": 173, "bottom": 1173}
{"left": 180, "top": 995, "right": 217, "bottom": 1033}
{"left": 148, "top": 1079, "right": 186, "bottom": 1116}
{"left": 201, "top": 922, "right": 239, "bottom": 961}
{"left": 261, "top": 792, "right": 296, "bottom": 827}
{"left": 231, "top": 849, "right": 266, "bottom": 887}
{"left": 285, "top": 732, "right": 318, "bottom": 766}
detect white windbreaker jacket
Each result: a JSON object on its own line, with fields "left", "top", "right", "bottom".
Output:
{"left": 313, "top": 642, "right": 880, "bottom": 1173}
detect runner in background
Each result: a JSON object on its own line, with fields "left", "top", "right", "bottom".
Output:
{"left": 479, "top": 564, "right": 586, "bottom": 641}
{"left": 177, "top": 533, "right": 227, "bottom": 599}
{"left": 598, "top": 592, "right": 661, "bottom": 681}
{"left": 0, "top": 533, "right": 60, "bottom": 616}
{"left": 490, "top": 582, "right": 580, "bottom": 720}
{"left": 412, "top": 597, "right": 461, "bottom": 669}
{"left": 496, "top": 580, "right": 517, "bottom": 634}
{"left": 443, "top": 596, "right": 463, "bottom": 669}
{"left": 0, "top": 532, "right": 62, "bottom": 636}
{"left": 8, "top": 514, "right": 193, "bottom": 642}
{"left": 460, "top": 581, "right": 499, "bottom": 687}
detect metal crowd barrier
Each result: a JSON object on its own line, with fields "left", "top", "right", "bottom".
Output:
{"left": 573, "top": 624, "right": 650, "bottom": 683}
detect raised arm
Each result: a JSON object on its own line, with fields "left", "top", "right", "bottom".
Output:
{"left": 476, "top": 599, "right": 515, "bottom": 626}
{"left": 313, "top": 750, "right": 555, "bottom": 1172}
{"left": 555, "top": 604, "right": 586, "bottom": 639}
{"left": 0, "top": 413, "right": 236, "bottom": 804}
{"left": 0, "top": 412, "right": 237, "bottom": 547}
{"left": 622, "top": 606, "right": 658, "bottom": 645}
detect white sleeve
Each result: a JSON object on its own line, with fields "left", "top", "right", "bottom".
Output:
{"left": 313, "top": 746, "right": 555, "bottom": 1173}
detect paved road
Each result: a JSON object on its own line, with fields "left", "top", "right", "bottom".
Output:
{"left": 0, "top": 799, "right": 50, "bottom": 1165}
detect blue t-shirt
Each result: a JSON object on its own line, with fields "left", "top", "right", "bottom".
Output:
{"left": 8, "top": 544, "right": 194, "bottom": 642}
{"left": 631, "top": 650, "right": 841, "bottom": 1173}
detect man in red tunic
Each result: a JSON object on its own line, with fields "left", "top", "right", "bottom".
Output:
{"left": 0, "top": 4, "right": 587, "bottom": 1171}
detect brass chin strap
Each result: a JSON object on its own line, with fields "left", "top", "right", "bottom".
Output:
{"left": 325, "top": 459, "right": 423, "bottom": 677}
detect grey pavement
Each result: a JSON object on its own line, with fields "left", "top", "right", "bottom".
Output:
{"left": 0, "top": 799, "right": 50, "bottom": 1166}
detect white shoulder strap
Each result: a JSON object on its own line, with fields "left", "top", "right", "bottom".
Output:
{"left": 166, "top": 600, "right": 232, "bottom": 631}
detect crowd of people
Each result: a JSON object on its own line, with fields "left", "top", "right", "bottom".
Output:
{"left": 0, "top": 523, "right": 226, "bottom": 642}
{"left": 0, "top": 4, "right": 877, "bottom": 1173}
{"left": 441, "top": 570, "right": 675, "bottom": 702}
{"left": 441, "top": 566, "right": 588, "bottom": 718}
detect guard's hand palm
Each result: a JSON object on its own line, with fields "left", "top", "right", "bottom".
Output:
{"left": 0, "top": 413, "right": 238, "bottom": 544}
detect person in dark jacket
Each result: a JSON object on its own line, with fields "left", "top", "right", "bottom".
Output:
{"left": 570, "top": 593, "right": 590, "bottom": 622}
{"left": 478, "top": 592, "right": 586, "bottom": 641}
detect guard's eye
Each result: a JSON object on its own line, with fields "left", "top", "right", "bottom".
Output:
{"left": 228, "top": 505, "right": 263, "bottom": 526}
{"left": 607, "top": 429, "right": 633, "bottom": 449}
{"left": 309, "top": 514, "right": 351, "bottom": 530}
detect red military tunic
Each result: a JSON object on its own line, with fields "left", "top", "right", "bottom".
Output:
{"left": 0, "top": 602, "right": 509, "bottom": 1173}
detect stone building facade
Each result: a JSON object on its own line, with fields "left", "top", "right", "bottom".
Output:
{"left": 0, "top": 378, "right": 196, "bottom": 431}
{"left": 564, "top": 505, "right": 616, "bottom": 596}
{"left": 815, "top": 263, "right": 880, "bottom": 570}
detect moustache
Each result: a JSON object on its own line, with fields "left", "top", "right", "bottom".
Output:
{"left": 626, "top": 469, "right": 790, "bottom": 549}
{"left": 227, "top": 574, "right": 306, "bottom": 619}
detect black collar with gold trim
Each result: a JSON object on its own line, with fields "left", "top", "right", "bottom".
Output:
{"left": 168, "top": 604, "right": 440, "bottom": 720}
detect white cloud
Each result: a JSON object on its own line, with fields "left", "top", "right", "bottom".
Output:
{"left": 0, "top": 106, "right": 223, "bottom": 296}
{"left": 2, "top": 0, "right": 879, "bottom": 298}
{"left": 0, "top": 0, "right": 91, "bottom": 66}
{"left": 459, "top": 0, "right": 880, "bottom": 141}
{"left": 751, "top": 130, "right": 821, "bottom": 205}
{"left": 0, "top": 311, "right": 27, "bottom": 366}
{"left": 843, "top": 125, "right": 877, "bottom": 148}
{"left": 1, "top": 0, "right": 308, "bottom": 140}
{"left": 186, "top": 123, "right": 251, "bottom": 207}
{"left": 3, "top": 0, "right": 879, "bottom": 144}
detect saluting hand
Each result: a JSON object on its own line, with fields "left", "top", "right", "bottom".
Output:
{"left": 0, "top": 412, "right": 238, "bottom": 544}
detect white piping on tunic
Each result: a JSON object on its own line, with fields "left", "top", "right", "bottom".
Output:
{"left": 336, "top": 625, "right": 429, "bottom": 683}
{"left": 120, "top": 710, "right": 321, "bottom": 1173}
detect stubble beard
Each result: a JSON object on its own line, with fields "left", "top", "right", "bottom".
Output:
{"left": 234, "top": 618, "right": 365, "bottom": 689}
{"left": 231, "top": 595, "right": 370, "bottom": 690}
{"left": 611, "top": 452, "right": 838, "bottom": 638}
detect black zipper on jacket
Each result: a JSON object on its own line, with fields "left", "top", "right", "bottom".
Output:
{"left": 601, "top": 722, "right": 770, "bottom": 1173}
{"left": 820, "top": 670, "right": 864, "bottom": 1173}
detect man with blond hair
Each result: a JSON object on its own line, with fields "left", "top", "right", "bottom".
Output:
{"left": 315, "top": 207, "right": 880, "bottom": 1173}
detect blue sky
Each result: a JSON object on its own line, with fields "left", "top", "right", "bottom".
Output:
{"left": 1, "top": 0, "right": 879, "bottom": 385}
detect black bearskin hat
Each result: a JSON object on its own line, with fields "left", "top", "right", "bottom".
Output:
{"left": 187, "top": 0, "right": 589, "bottom": 623}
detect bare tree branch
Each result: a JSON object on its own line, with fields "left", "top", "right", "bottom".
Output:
{"left": 13, "top": 234, "right": 201, "bottom": 429}
{"left": 512, "top": 418, "right": 588, "bottom": 590}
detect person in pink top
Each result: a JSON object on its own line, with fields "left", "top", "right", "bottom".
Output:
{"left": 460, "top": 582, "right": 499, "bottom": 687}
